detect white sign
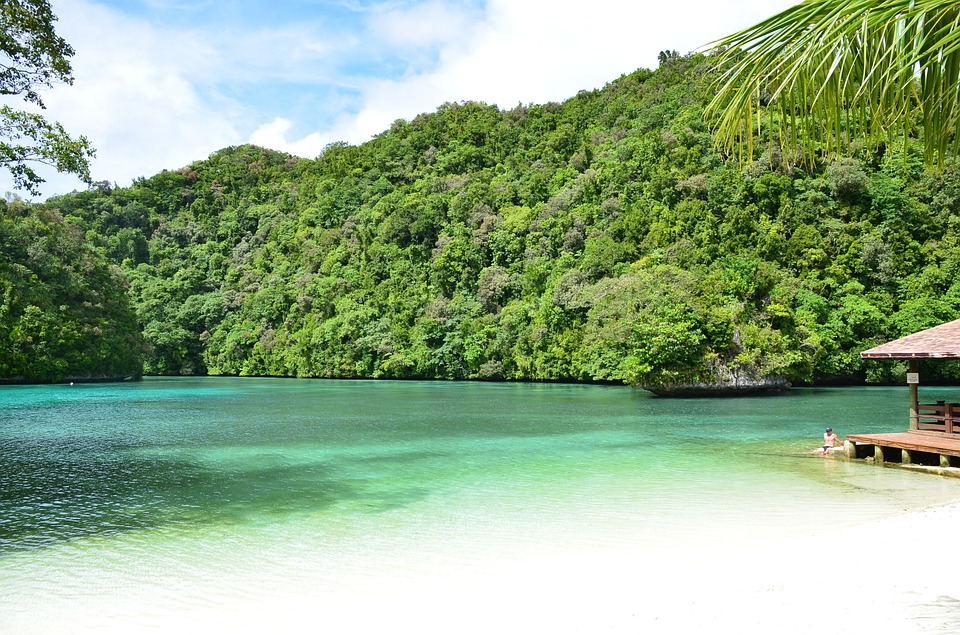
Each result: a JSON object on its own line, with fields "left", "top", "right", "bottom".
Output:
{"left": 907, "top": 373, "right": 919, "bottom": 384}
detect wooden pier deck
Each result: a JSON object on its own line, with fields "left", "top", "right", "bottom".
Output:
{"left": 855, "top": 318, "right": 960, "bottom": 474}
{"left": 847, "top": 431, "right": 960, "bottom": 468}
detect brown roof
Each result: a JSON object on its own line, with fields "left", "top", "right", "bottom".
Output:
{"left": 861, "top": 318, "right": 960, "bottom": 359}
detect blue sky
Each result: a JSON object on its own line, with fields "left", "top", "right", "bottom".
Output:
{"left": 4, "top": 0, "right": 796, "bottom": 198}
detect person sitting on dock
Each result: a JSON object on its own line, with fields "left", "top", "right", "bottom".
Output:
{"left": 819, "top": 427, "right": 842, "bottom": 454}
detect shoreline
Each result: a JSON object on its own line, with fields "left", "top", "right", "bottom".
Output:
{"left": 339, "top": 498, "right": 960, "bottom": 634}
{"left": 5, "top": 499, "right": 960, "bottom": 634}
{"left": 210, "top": 498, "right": 960, "bottom": 634}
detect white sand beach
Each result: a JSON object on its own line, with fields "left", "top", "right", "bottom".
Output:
{"left": 7, "top": 497, "right": 960, "bottom": 635}
{"left": 311, "top": 500, "right": 960, "bottom": 635}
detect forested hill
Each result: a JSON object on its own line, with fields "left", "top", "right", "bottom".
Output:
{"left": 0, "top": 200, "right": 143, "bottom": 382}
{"left": 14, "top": 53, "right": 960, "bottom": 388}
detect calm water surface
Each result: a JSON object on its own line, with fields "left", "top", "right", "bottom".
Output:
{"left": 2, "top": 378, "right": 960, "bottom": 631}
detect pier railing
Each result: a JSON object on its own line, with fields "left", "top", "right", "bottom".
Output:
{"left": 917, "top": 402, "right": 960, "bottom": 434}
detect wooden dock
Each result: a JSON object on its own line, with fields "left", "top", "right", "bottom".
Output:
{"left": 847, "top": 431, "right": 960, "bottom": 468}
{"left": 855, "top": 318, "right": 960, "bottom": 474}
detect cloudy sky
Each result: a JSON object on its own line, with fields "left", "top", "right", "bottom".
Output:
{"left": 4, "top": 0, "right": 797, "bottom": 199}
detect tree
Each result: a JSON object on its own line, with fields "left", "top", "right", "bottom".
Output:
{"left": 0, "top": 199, "right": 143, "bottom": 381}
{"left": 707, "top": 1, "right": 960, "bottom": 168}
{"left": 1, "top": 0, "right": 94, "bottom": 194}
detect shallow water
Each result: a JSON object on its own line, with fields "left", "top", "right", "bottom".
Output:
{"left": 2, "top": 378, "right": 960, "bottom": 632}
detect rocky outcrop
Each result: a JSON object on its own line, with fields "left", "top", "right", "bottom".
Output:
{"left": 642, "top": 367, "right": 791, "bottom": 397}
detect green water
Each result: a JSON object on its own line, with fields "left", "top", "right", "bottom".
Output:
{"left": 3, "top": 378, "right": 960, "bottom": 632}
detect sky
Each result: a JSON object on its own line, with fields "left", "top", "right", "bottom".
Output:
{"left": 3, "top": 0, "right": 797, "bottom": 199}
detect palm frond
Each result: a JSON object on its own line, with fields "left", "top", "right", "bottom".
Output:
{"left": 706, "top": 0, "right": 960, "bottom": 167}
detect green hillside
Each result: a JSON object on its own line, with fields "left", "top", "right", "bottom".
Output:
{"left": 0, "top": 198, "right": 143, "bottom": 382}
{"left": 12, "top": 53, "right": 960, "bottom": 388}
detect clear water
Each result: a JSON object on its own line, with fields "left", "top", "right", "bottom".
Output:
{"left": 2, "top": 378, "right": 960, "bottom": 632}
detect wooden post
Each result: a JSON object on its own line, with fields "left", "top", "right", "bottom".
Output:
{"left": 902, "top": 448, "right": 912, "bottom": 464}
{"left": 874, "top": 445, "right": 884, "bottom": 463}
{"left": 909, "top": 359, "right": 919, "bottom": 431}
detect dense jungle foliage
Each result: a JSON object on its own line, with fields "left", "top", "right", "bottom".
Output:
{"left": 8, "top": 53, "right": 960, "bottom": 387}
{"left": 0, "top": 198, "right": 142, "bottom": 381}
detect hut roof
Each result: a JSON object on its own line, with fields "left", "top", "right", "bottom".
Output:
{"left": 861, "top": 318, "right": 960, "bottom": 359}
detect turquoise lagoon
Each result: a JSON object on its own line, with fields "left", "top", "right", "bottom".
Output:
{"left": 2, "top": 378, "right": 960, "bottom": 632}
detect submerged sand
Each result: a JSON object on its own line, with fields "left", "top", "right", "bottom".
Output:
{"left": 6, "top": 498, "right": 960, "bottom": 634}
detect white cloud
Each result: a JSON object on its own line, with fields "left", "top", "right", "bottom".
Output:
{"left": 1, "top": 0, "right": 243, "bottom": 197}
{"left": 312, "top": 0, "right": 798, "bottom": 149}
{"left": 250, "top": 117, "right": 330, "bottom": 158}
{"left": 368, "top": 1, "right": 480, "bottom": 49}
{"left": 2, "top": 0, "right": 799, "bottom": 199}
{"left": 55, "top": 1, "right": 240, "bottom": 173}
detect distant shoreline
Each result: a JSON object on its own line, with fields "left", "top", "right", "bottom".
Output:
{"left": 0, "top": 375, "right": 141, "bottom": 385}
{"left": 6, "top": 372, "right": 954, "bottom": 391}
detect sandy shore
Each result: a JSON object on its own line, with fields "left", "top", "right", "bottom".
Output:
{"left": 132, "top": 503, "right": 960, "bottom": 633}
{"left": 6, "top": 499, "right": 960, "bottom": 634}
{"left": 245, "top": 502, "right": 949, "bottom": 635}
{"left": 364, "top": 503, "right": 960, "bottom": 634}
{"left": 290, "top": 500, "right": 960, "bottom": 634}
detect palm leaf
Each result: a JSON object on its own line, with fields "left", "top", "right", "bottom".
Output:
{"left": 706, "top": 0, "right": 960, "bottom": 167}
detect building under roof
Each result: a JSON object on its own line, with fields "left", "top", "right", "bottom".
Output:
{"left": 861, "top": 318, "right": 960, "bottom": 359}
{"left": 850, "top": 318, "right": 960, "bottom": 471}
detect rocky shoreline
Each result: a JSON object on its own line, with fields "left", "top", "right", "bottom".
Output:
{"left": 642, "top": 377, "right": 791, "bottom": 397}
